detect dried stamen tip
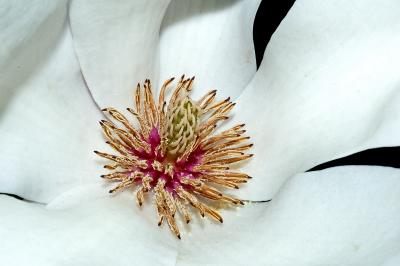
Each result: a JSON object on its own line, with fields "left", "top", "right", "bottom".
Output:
{"left": 94, "top": 76, "right": 253, "bottom": 239}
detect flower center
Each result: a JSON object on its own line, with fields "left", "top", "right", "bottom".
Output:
{"left": 94, "top": 76, "right": 253, "bottom": 239}
{"left": 133, "top": 126, "right": 204, "bottom": 197}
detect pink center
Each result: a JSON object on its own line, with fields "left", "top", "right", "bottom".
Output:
{"left": 129, "top": 127, "right": 203, "bottom": 195}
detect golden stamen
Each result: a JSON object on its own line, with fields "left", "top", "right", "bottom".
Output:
{"left": 95, "top": 76, "right": 253, "bottom": 239}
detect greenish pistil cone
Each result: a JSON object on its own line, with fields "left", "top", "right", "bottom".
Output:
{"left": 166, "top": 97, "right": 200, "bottom": 156}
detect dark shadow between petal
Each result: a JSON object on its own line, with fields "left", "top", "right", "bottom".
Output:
{"left": 0, "top": 193, "right": 45, "bottom": 204}
{"left": 253, "top": 0, "right": 296, "bottom": 68}
{"left": 308, "top": 147, "right": 400, "bottom": 171}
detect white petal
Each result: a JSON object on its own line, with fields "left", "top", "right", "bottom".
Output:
{"left": 382, "top": 253, "right": 400, "bottom": 266}
{"left": 360, "top": 90, "right": 400, "bottom": 149}
{"left": 159, "top": 0, "right": 260, "bottom": 100}
{"left": 2, "top": 166, "right": 398, "bottom": 265}
{"left": 0, "top": 189, "right": 178, "bottom": 266}
{"left": 229, "top": 0, "right": 400, "bottom": 199}
{"left": 0, "top": 0, "right": 66, "bottom": 106}
{"left": 177, "top": 166, "right": 400, "bottom": 266}
{"left": 0, "top": 18, "right": 106, "bottom": 202}
{"left": 69, "top": 0, "right": 171, "bottom": 109}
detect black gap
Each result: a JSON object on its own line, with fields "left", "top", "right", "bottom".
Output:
{"left": 308, "top": 147, "right": 400, "bottom": 171}
{"left": 0, "top": 193, "right": 24, "bottom": 200}
{"left": 253, "top": 0, "right": 296, "bottom": 68}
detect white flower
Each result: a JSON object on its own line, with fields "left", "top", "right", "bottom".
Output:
{"left": 1, "top": 0, "right": 400, "bottom": 265}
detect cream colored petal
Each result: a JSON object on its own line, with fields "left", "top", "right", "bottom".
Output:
{"left": 69, "top": 0, "right": 171, "bottom": 109}
{"left": 159, "top": 0, "right": 260, "bottom": 100}
{"left": 228, "top": 0, "right": 400, "bottom": 200}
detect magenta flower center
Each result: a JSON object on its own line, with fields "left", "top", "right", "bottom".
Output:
{"left": 133, "top": 126, "right": 203, "bottom": 195}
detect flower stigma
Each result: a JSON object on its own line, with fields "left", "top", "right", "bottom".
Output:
{"left": 94, "top": 76, "right": 253, "bottom": 239}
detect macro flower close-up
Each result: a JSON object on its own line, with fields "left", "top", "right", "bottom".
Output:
{"left": 1, "top": 0, "right": 400, "bottom": 265}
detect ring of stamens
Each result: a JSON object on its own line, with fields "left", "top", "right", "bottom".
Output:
{"left": 95, "top": 75, "right": 253, "bottom": 239}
